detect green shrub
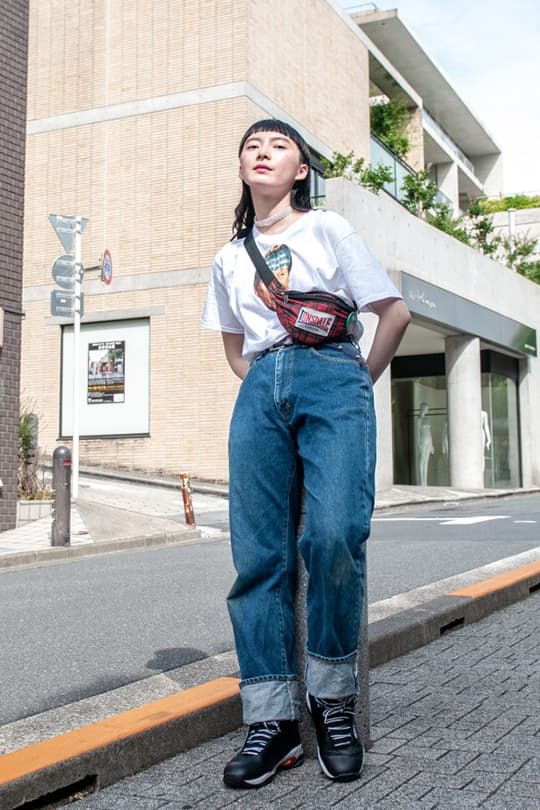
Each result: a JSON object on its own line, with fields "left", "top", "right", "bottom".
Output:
{"left": 322, "top": 151, "right": 394, "bottom": 193}
{"left": 479, "top": 194, "right": 540, "bottom": 213}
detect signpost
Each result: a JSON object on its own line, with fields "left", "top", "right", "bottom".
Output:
{"left": 49, "top": 215, "right": 88, "bottom": 498}
{"left": 49, "top": 214, "right": 113, "bottom": 498}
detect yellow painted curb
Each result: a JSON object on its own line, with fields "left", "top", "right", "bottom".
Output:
{"left": 0, "top": 676, "right": 240, "bottom": 787}
{"left": 450, "top": 559, "right": 540, "bottom": 599}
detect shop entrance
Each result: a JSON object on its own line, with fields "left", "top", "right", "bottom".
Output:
{"left": 391, "top": 354, "right": 449, "bottom": 487}
{"left": 391, "top": 351, "right": 521, "bottom": 488}
{"left": 481, "top": 352, "right": 521, "bottom": 488}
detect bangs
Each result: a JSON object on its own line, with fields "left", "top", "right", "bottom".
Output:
{"left": 239, "top": 119, "right": 311, "bottom": 166}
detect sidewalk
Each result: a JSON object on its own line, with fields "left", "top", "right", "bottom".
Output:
{"left": 73, "top": 592, "right": 540, "bottom": 809}
{"left": 1, "top": 462, "right": 537, "bottom": 565}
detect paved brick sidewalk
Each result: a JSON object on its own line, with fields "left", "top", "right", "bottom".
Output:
{"left": 75, "top": 594, "right": 540, "bottom": 809}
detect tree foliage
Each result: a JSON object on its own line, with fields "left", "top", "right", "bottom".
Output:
{"left": 370, "top": 99, "right": 411, "bottom": 159}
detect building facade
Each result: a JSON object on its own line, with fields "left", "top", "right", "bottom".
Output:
{"left": 21, "top": 0, "right": 539, "bottom": 490}
{"left": 0, "top": 0, "right": 29, "bottom": 531}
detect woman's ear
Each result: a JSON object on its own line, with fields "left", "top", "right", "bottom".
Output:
{"left": 296, "top": 163, "right": 309, "bottom": 181}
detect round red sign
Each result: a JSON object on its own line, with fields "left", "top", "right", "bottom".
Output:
{"left": 101, "top": 249, "right": 112, "bottom": 285}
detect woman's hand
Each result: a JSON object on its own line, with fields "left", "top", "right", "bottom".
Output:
{"left": 366, "top": 298, "right": 411, "bottom": 383}
{"left": 222, "top": 332, "right": 250, "bottom": 380}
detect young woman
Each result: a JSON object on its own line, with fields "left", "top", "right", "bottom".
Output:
{"left": 202, "top": 119, "right": 410, "bottom": 789}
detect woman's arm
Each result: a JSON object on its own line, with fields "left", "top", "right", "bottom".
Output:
{"left": 366, "top": 298, "right": 411, "bottom": 384}
{"left": 222, "top": 332, "right": 250, "bottom": 380}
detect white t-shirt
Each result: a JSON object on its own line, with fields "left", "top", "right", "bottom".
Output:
{"left": 201, "top": 208, "right": 401, "bottom": 360}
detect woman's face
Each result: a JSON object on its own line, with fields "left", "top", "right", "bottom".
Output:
{"left": 239, "top": 131, "right": 308, "bottom": 195}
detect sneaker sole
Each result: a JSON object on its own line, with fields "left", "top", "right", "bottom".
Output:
{"left": 223, "top": 744, "right": 304, "bottom": 789}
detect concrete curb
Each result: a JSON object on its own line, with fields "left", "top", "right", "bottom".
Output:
{"left": 369, "top": 558, "right": 540, "bottom": 666}
{"left": 0, "top": 528, "right": 203, "bottom": 571}
{"left": 1, "top": 559, "right": 539, "bottom": 808}
{"left": 74, "top": 464, "right": 229, "bottom": 498}
{"left": 0, "top": 680, "right": 241, "bottom": 810}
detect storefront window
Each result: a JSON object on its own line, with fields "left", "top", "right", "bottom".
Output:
{"left": 392, "top": 376, "right": 449, "bottom": 486}
{"left": 481, "top": 372, "right": 521, "bottom": 488}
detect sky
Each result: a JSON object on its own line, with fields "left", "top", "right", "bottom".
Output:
{"left": 339, "top": 0, "right": 540, "bottom": 195}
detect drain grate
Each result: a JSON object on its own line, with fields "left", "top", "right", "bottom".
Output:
{"left": 15, "top": 775, "right": 97, "bottom": 809}
{"left": 440, "top": 616, "right": 465, "bottom": 635}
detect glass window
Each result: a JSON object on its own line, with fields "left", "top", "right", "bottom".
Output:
{"left": 392, "top": 376, "right": 449, "bottom": 486}
{"left": 481, "top": 373, "right": 521, "bottom": 488}
{"left": 309, "top": 149, "right": 326, "bottom": 207}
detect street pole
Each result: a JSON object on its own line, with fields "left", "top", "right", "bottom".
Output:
{"left": 72, "top": 216, "right": 82, "bottom": 498}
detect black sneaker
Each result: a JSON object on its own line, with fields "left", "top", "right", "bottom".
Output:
{"left": 306, "top": 692, "right": 364, "bottom": 782}
{"left": 223, "top": 720, "right": 303, "bottom": 789}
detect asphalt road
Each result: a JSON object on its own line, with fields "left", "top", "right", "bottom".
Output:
{"left": 0, "top": 493, "right": 538, "bottom": 726}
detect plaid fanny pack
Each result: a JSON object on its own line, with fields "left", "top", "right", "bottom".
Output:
{"left": 245, "top": 229, "right": 357, "bottom": 346}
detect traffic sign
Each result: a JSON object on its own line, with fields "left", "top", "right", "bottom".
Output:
{"left": 50, "top": 290, "right": 84, "bottom": 318}
{"left": 101, "top": 248, "right": 112, "bottom": 285}
{"left": 51, "top": 254, "right": 79, "bottom": 290}
{"left": 48, "top": 214, "right": 88, "bottom": 253}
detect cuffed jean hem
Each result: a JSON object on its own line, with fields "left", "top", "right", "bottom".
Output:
{"left": 240, "top": 678, "right": 302, "bottom": 724}
{"left": 305, "top": 652, "right": 358, "bottom": 699}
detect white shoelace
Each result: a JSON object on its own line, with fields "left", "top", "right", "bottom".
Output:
{"left": 242, "top": 721, "right": 281, "bottom": 756}
{"left": 316, "top": 697, "right": 357, "bottom": 748}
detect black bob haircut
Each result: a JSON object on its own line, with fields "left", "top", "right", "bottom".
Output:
{"left": 232, "top": 119, "right": 313, "bottom": 239}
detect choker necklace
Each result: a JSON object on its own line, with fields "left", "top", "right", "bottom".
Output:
{"left": 254, "top": 206, "right": 293, "bottom": 228}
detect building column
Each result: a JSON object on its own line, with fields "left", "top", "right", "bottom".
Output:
{"left": 436, "top": 161, "right": 459, "bottom": 213}
{"left": 361, "top": 312, "right": 394, "bottom": 491}
{"left": 445, "top": 335, "right": 483, "bottom": 488}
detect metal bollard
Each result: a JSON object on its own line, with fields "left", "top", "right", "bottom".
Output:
{"left": 51, "top": 446, "right": 71, "bottom": 546}
{"left": 179, "top": 473, "right": 196, "bottom": 528}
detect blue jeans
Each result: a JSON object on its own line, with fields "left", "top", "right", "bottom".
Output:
{"left": 227, "top": 342, "right": 376, "bottom": 724}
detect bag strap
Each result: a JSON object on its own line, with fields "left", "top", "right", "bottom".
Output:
{"left": 244, "top": 229, "right": 277, "bottom": 290}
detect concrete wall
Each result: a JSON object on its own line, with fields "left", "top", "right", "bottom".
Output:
{"left": 0, "top": 1, "right": 29, "bottom": 531}
{"left": 326, "top": 179, "right": 540, "bottom": 487}
{"left": 492, "top": 207, "right": 540, "bottom": 261}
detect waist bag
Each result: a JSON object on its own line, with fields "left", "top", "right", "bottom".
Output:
{"left": 245, "top": 228, "right": 357, "bottom": 345}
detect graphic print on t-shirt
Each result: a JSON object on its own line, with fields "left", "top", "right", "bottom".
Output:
{"left": 253, "top": 244, "right": 291, "bottom": 311}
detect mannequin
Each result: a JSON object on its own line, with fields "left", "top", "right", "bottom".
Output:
{"left": 416, "top": 402, "right": 434, "bottom": 486}
{"left": 481, "top": 410, "right": 491, "bottom": 472}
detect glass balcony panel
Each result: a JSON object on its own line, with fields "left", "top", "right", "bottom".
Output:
{"left": 370, "top": 134, "right": 415, "bottom": 203}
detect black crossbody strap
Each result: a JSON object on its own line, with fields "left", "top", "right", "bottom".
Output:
{"left": 244, "top": 229, "right": 277, "bottom": 290}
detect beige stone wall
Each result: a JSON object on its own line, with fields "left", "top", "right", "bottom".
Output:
{"left": 22, "top": 96, "right": 254, "bottom": 479}
{"left": 27, "top": 0, "right": 248, "bottom": 119}
{"left": 76, "top": 284, "right": 240, "bottom": 480}
{"left": 22, "top": 0, "right": 375, "bottom": 480}
{"left": 21, "top": 285, "right": 242, "bottom": 481}
{"left": 22, "top": 93, "right": 275, "bottom": 480}
{"left": 24, "top": 99, "right": 248, "bottom": 288}
{"left": 247, "top": 0, "right": 371, "bottom": 159}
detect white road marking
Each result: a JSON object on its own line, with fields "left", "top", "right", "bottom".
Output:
{"left": 373, "top": 517, "right": 442, "bottom": 521}
{"left": 373, "top": 515, "right": 510, "bottom": 526}
{"left": 439, "top": 516, "right": 509, "bottom": 525}
{"left": 514, "top": 520, "right": 537, "bottom": 524}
